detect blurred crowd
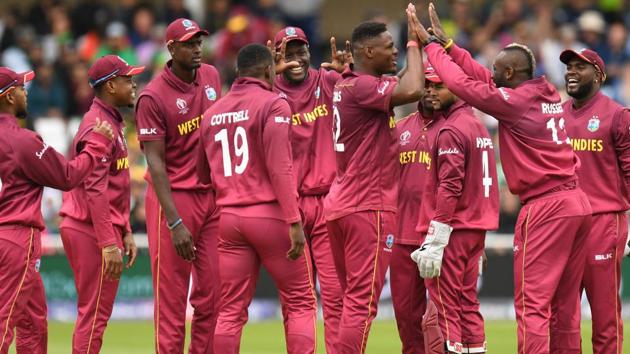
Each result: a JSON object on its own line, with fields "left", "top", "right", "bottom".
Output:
{"left": 0, "top": 0, "right": 628, "bottom": 235}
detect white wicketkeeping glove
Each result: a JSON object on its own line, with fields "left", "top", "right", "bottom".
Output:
{"left": 624, "top": 231, "right": 630, "bottom": 257}
{"left": 411, "top": 220, "right": 453, "bottom": 278}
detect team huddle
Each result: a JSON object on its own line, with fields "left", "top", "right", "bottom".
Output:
{"left": 0, "top": 2, "right": 629, "bottom": 354}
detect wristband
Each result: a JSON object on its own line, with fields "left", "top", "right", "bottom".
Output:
{"left": 423, "top": 35, "right": 440, "bottom": 46}
{"left": 103, "top": 246, "right": 120, "bottom": 254}
{"left": 168, "top": 218, "right": 183, "bottom": 230}
{"left": 443, "top": 38, "right": 454, "bottom": 50}
{"left": 406, "top": 40, "right": 419, "bottom": 49}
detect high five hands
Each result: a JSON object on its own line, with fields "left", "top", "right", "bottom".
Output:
{"left": 407, "top": 2, "right": 451, "bottom": 47}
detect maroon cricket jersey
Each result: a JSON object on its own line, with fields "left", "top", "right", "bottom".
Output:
{"left": 426, "top": 43, "right": 579, "bottom": 203}
{"left": 274, "top": 68, "right": 339, "bottom": 196}
{"left": 59, "top": 97, "right": 131, "bottom": 248}
{"left": 416, "top": 100, "right": 500, "bottom": 233}
{"left": 563, "top": 92, "right": 630, "bottom": 214}
{"left": 324, "top": 69, "right": 399, "bottom": 221}
{"left": 135, "top": 61, "right": 221, "bottom": 191}
{"left": 0, "top": 113, "right": 110, "bottom": 230}
{"left": 396, "top": 110, "right": 445, "bottom": 245}
{"left": 198, "top": 77, "right": 300, "bottom": 223}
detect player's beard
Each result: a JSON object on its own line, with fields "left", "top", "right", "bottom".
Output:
{"left": 567, "top": 80, "right": 594, "bottom": 100}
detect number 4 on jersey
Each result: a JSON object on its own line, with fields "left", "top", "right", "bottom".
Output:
{"left": 215, "top": 127, "right": 249, "bottom": 177}
{"left": 481, "top": 150, "right": 492, "bottom": 198}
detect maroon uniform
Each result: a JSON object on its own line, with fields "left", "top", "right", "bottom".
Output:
{"left": 274, "top": 66, "right": 342, "bottom": 353}
{"left": 59, "top": 97, "right": 131, "bottom": 354}
{"left": 0, "top": 107, "right": 110, "bottom": 354}
{"left": 426, "top": 43, "right": 592, "bottom": 354}
{"left": 324, "top": 68, "right": 399, "bottom": 353}
{"left": 199, "top": 77, "right": 317, "bottom": 353}
{"left": 135, "top": 61, "right": 222, "bottom": 353}
{"left": 416, "top": 100, "right": 499, "bottom": 352}
{"left": 562, "top": 91, "right": 630, "bottom": 354}
{"left": 392, "top": 109, "right": 443, "bottom": 354}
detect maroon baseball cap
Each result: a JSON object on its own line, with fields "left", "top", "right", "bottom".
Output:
{"left": 88, "top": 55, "right": 145, "bottom": 88}
{"left": 560, "top": 48, "right": 606, "bottom": 78}
{"left": 0, "top": 67, "right": 35, "bottom": 96}
{"left": 425, "top": 65, "right": 442, "bottom": 83}
{"left": 165, "top": 18, "right": 209, "bottom": 44}
{"left": 274, "top": 26, "right": 309, "bottom": 48}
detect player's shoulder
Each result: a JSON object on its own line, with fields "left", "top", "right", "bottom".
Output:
{"left": 199, "top": 63, "right": 221, "bottom": 81}
{"left": 395, "top": 111, "right": 419, "bottom": 130}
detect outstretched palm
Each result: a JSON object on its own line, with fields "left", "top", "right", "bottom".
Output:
{"left": 266, "top": 38, "right": 300, "bottom": 74}
{"left": 321, "top": 37, "right": 353, "bottom": 73}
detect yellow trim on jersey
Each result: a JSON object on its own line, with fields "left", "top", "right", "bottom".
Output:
{"left": 86, "top": 252, "right": 106, "bottom": 354}
{"left": 360, "top": 211, "right": 381, "bottom": 353}
{"left": 0, "top": 228, "right": 34, "bottom": 352}
{"left": 520, "top": 207, "right": 532, "bottom": 354}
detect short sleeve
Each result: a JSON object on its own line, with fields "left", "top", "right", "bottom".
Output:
{"left": 135, "top": 95, "right": 166, "bottom": 141}
{"left": 353, "top": 75, "right": 397, "bottom": 113}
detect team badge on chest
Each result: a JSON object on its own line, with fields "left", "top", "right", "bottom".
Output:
{"left": 587, "top": 115, "right": 600, "bottom": 132}
{"left": 205, "top": 85, "right": 217, "bottom": 101}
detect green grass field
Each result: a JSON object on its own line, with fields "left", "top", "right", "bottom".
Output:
{"left": 8, "top": 320, "right": 630, "bottom": 353}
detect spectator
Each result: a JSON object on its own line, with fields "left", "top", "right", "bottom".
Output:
{"left": 27, "top": 63, "right": 67, "bottom": 120}
{"left": 95, "top": 21, "right": 138, "bottom": 65}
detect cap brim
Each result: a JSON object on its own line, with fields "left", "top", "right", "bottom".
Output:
{"left": 19, "top": 71, "right": 35, "bottom": 85}
{"left": 559, "top": 49, "right": 590, "bottom": 65}
{"left": 425, "top": 75, "right": 442, "bottom": 83}
{"left": 124, "top": 66, "right": 146, "bottom": 76}
{"left": 275, "top": 37, "right": 309, "bottom": 49}
{"left": 177, "top": 29, "right": 210, "bottom": 43}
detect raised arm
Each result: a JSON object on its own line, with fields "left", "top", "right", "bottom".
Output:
{"left": 19, "top": 119, "right": 113, "bottom": 191}
{"left": 391, "top": 4, "right": 425, "bottom": 108}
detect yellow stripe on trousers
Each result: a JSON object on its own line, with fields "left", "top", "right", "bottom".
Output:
{"left": 86, "top": 252, "right": 106, "bottom": 354}
{"left": 155, "top": 209, "right": 162, "bottom": 354}
{"left": 303, "top": 247, "right": 318, "bottom": 354}
{"left": 360, "top": 211, "right": 381, "bottom": 354}
{"left": 0, "top": 228, "right": 34, "bottom": 352}
{"left": 520, "top": 206, "right": 532, "bottom": 354}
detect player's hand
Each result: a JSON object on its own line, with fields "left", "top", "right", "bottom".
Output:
{"left": 93, "top": 118, "right": 114, "bottom": 140}
{"left": 427, "top": 3, "right": 450, "bottom": 46}
{"left": 123, "top": 232, "right": 137, "bottom": 269}
{"left": 266, "top": 38, "right": 300, "bottom": 74}
{"left": 102, "top": 245, "right": 123, "bottom": 281}
{"left": 287, "top": 222, "right": 306, "bottom": 260}
{"left": 171, "top": 223, "right": 196, "bottom": 262}
{"left": 624, "top": 231, "right": 630, "bottom": 257}
{"left": 321, "top": 37, "right": 353, "bottom": 73}
{"left": 406, "top": 3, "right": 430, "bottom": 45}
{"left": 410, "top": 220, "right": 452, "bottom": 278}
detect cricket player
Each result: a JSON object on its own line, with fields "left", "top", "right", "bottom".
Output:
{"left": 411, "top": 69, "right": 499, "bottom": 354}
{"left": 0, "top": 67, "right": 113, "bottom": 354}
{"left": 419, "top": 5, "right": 592, "bottom": 353}
{"left": 560, "top": 48, "right": 630, "bottom": 354}
{"left": 271, "top": 26, "right": 350, "bottom": 353}
{"left": 391, "top": 67, "right": 444, "bottom": 354}
{"left": 58, "top": 55, "right": 142, "bottom": 354}
{"left": 324, "top": 5, "right": 426, "bottom": 353}
{"left": 135, "top": 18, "right": 222, "bottom": 353}
{"left": 197, "top": 43, "right": 317, "bottom": 354}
